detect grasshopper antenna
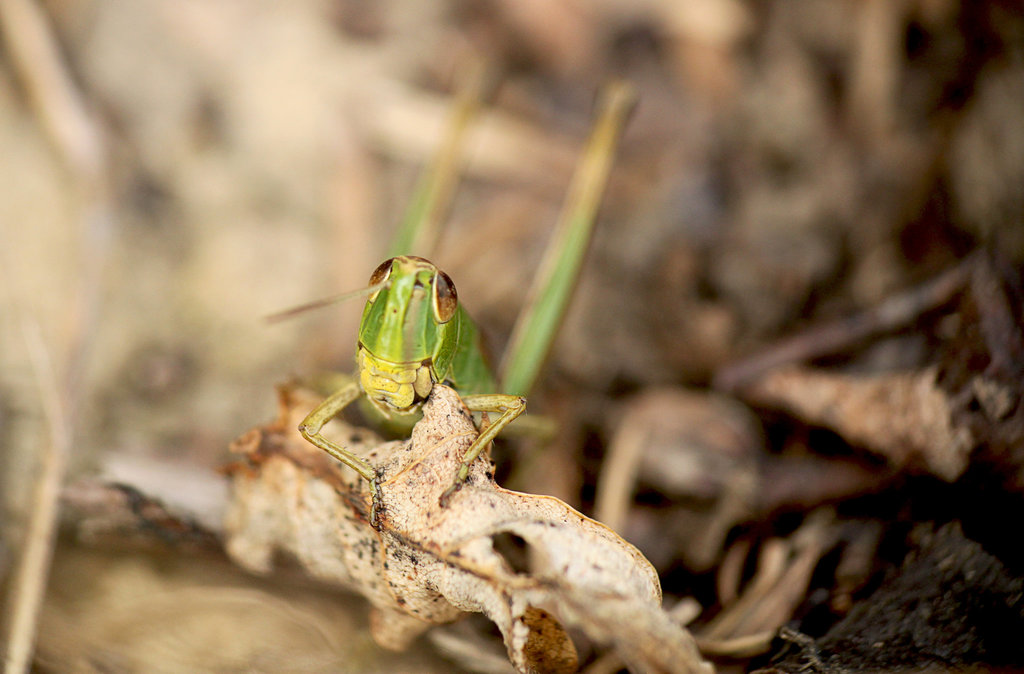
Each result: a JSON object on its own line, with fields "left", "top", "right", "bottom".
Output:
{"left": 265, "top": 281, "right": 386, "bottom": 323}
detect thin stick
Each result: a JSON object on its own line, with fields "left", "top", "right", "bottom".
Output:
{"left": 846, "top": 0, "right": 904, "bottom": 142}
{"left": 3, "top": 318, "right": 70, "bottom": 674}
{"left": 593, "top": 403, "right": 647, "bottom": 532}
{"left": 0, "top": 0, "right": 105, "bottom": 179}
{"left": 0, "top": 1, "right": 111, "bottom": 669}
{"left": 713, "top": 254, "right": 976, "bottom": 392}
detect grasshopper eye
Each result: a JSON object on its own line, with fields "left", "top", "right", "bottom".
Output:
{"left": 369, "top": 258, "right": 395, "bottom": 286}
{"left": 433, "top": 270, "right": 458, "bottom": 323}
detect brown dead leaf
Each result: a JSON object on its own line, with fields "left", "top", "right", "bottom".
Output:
{"left": 224, "top": 384, "right": 712, "bottom": 674}
{"left": 742, "top": 365, "right": 974, "bottom": 480}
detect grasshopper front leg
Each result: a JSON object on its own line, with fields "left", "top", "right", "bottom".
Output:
{"left": 298, "top": 382, "right": 386, "bottom": 527}
{"left": 439, "top": 393, "right": 526, "bottom": 507}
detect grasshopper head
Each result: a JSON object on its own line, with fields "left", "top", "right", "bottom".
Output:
{"left": 356, "top": 256, "right": 460, "bottom": 410}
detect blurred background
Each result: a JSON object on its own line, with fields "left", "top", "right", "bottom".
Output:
{"left": 2, "top": 0, "right": 1023, "bottom": 671}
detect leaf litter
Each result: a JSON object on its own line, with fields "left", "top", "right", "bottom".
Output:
{"left": 224, "top": 383, "right": 713, "bottom": 674}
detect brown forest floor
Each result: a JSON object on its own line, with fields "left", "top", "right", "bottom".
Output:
{"left": 2, "top": 1, "right": 1023, "bottom": 672}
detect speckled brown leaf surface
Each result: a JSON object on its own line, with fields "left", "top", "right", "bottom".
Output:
{"left": 224, "top": 384, "right": 712, "bottom": 674}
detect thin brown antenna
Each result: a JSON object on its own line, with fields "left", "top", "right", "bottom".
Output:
{"left": 265, "top": 281, "right": 386, "bottom": 323}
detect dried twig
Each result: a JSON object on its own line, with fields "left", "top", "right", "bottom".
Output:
{"left": 2, "top": 317, "right": 70, "bottom": 674}
{"left": 696, "top": 510, "right": 838, "bottom": 658}
{"left": 0, "top": 2, "right": 112, "bottom": 669}
{"left": 713, "top": 255, "right": 975, "bottom": 392}
{"left": 0, "top": 0, "right": 105, "bottom": 179}
{"left": 594, "top": 388, "right": 761, "bottom": 570}
{"left": 847, "top": 0, "right": 905, "bottom": 141}
{"left": 60, "top": 481, "right": 222, "bottom": 552}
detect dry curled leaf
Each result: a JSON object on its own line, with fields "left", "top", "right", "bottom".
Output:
{"left": 742, "top": 365, "right": 974, "bottom": 480}
{"left": 224, "top": 384, "right": 712, "bottom": 674}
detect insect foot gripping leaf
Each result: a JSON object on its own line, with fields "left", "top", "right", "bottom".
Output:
{"left": 224, "top": 384, "right": 713, "bottom": 674}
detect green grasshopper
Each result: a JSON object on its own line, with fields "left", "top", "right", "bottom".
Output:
{"left": 293, "top": 79, "right": 635, "bottom": 528}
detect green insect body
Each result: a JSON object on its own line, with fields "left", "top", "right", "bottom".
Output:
{"left": 295, "top": 78, "right": 635, "bottom": 529}
{"left": 356, "top": 256, "right": 495, "bottom": 416}
{"left": 299, "top": 255, "right": 525, "bottom": 527}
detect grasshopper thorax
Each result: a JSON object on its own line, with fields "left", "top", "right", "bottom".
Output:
{"left": 356, "top": 256, "right": 462, "bottom": 412}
